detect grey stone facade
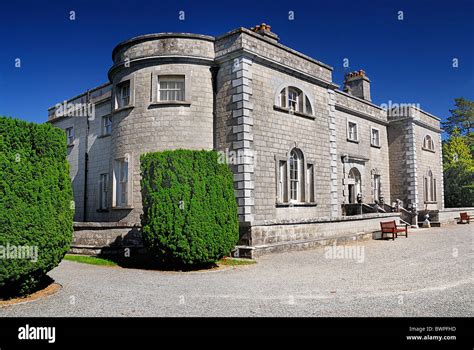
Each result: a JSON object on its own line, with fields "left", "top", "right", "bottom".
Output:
{"left": 48, "top": 24, "right": 444, "bottom": 256}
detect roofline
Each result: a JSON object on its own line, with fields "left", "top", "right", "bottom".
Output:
{"left": 111, "top": 32, "right": 215, "bottom": 60}
{"left": 47, "top": 82, "right": 112, "bottom": 111}
{"left": 216, "top": 27, "right": 334, "bottom": 71}
{"left": 410, "top": 105, "right": 441, "bottom": 121}
{"left": 111, "top": 27, "right": 334, "bottom": 72}
{"left": 335, "top": 89, "right": 383, "bottom": 110}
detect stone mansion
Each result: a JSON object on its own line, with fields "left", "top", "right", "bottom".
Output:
{"left": 48, "top": 24, "right": 446, "bottom": 257}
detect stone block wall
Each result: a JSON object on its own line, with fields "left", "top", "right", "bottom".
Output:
{"left": 250, "top": 62, "right": 334, "bottom": 224}
{"left": 335, "top": 91, "right": 391, "bottom": 206}
{"left": 50, "top": 115, "right": 87, "bottom": 221}
{"left": 413, "top": 124, "right": 444, "bottom": 211}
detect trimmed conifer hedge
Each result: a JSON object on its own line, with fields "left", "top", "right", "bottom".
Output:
{"left": 140, "top": 150, "right": 239, "bottom": 266}
{"left": 0, "top": 116, "right": 74, "bottom": 296}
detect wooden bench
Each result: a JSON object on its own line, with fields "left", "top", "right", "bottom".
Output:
{"left": 380, "top": 220, "right": 408, "bottom": 240}
{"left": 457, "top": 212, "right": 471, "bottom": 224}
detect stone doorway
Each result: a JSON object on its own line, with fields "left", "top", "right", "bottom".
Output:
{"left": 348, "top": 167, "right": 361, "bottom": 203}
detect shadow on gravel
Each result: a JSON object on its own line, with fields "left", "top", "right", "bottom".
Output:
{"left": 97, "top": 248, "right": 219, "bottom": 272}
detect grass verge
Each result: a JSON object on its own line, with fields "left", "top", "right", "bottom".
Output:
{"left": 217, "top": 257, "right": 256, "bottom": 266}
{"left": 64, "top": 254, "right": 118, "bottom": 267}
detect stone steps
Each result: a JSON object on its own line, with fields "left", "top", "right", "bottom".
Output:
{"left": 71, "top": 224, "right": 143, "bottom": 255}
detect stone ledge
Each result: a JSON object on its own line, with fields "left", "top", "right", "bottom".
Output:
{"left": 254, "top": 212, "right": 400, "bottom": 226}
{"left": 73, "top": 222, "right": 138, "bottom": 229}
{"left": 234, "top": 231, "right": 373, "bottom": 258}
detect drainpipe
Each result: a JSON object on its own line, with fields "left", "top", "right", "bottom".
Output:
{"left": 83, "top": 90, "right": 90, "bottom": 222}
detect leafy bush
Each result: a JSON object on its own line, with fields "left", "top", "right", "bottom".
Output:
{"left": 140, "top": 150, "right": 239, "bottom": 266}
{"left": 0, "top": 116, "right": 74, "bottom": 296}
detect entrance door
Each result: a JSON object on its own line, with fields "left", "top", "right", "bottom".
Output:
{"left": 348, "top": 184, "right": 355, "bottom": 203}
{"left": 348, "top": 168, "right": 361, "bottom": 203}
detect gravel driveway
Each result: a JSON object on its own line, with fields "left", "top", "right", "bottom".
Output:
{"left": 1, "top": 224, "right": 472, "bottom": 317}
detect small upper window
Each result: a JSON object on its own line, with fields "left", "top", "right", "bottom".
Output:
{"left": 371, "top": 127, "right": 380, "bottom": 147}
{"left": 158, "top": 75, "right": 185, "bottom": 101}
{"left": 117, "top": 81, "right": 130, "bottom": 108}
{"left": 66, "top": 127, "right": 74, "bottom": 146}
{"left": 423, "top": 135, "right": 435, "bottom": 151}
{"left": 102, "top": 115, "right": 112, "bottom": 136}
{"left": 278, "top": 86, "right": 313, "bottom": 115}
{"left": 347, "top": 121, "right": 358, "bottom": 142}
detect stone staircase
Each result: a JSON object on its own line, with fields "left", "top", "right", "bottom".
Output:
{"left": 71, "top": 222, "right": 143, "bottom": 255}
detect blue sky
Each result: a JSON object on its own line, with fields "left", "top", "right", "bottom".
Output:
{"left": 0, "top": 0, "right": 472, "bottom": 129}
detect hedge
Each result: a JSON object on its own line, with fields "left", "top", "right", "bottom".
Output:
{"left": 0, "top": 116, "right": 74, "bottom": 296}
{"left": 140, "top": 150, "right": 239, "bottom": 266}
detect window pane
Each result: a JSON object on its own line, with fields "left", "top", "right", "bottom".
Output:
{"left": 280, "top": 89, "right": 286, "bottom": 108}
{"left": 158, "top": 76, "right": 185, "bottom": 101}
{"left": 305, "top": 97, "right": 312, "bottom": 115}
{"left": 307, "top": 164, "right": 314, "bottom": 202}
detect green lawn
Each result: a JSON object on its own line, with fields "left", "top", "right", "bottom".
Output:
{"left": 64, "top": 254, "right": 118, "bottom": 267}
{"left": 217, "top": 257, "right": 256, "bottom": 266}
{"left": 63, "top": 254, "right": 255, "bottom": 268}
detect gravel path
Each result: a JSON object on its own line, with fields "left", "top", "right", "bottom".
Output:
{"left": 1, "top": 224, "right": 472, "bottom": 317}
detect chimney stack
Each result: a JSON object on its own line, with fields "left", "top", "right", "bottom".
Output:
{"left": 343, "top": 70, "right": 371, "bottom": 101}
{"left": 250, "top": 23, "right": 279, "bottom": 43}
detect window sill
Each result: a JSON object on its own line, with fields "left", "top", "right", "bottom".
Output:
{"left": 422, "top": 147, "right": 436, "bottom": 153}
{"left": 149, "top": 101, "right": 191, "bottom": 108}
{"left": 424, "top": 201, "right": 438, "bottom": 204}
{"left": 98, "top": 134, "right": 111, "bottom": 139}
{"left": 273, "top": 105, "right": 315, "bottom": 120}
{"left": 370, "top": 144, "right": 381, "bottom": 148}
{"left": 347, "top": 138, "right": 359, "bottom": 144}
{"left": 111, "top": 206, "right": 134, "bottom": 210}
{"left": 276, "top": 202, "right": 318, "bottom": 208}
{"left": 113, "top": 105, "right": 134, "bottom": 113}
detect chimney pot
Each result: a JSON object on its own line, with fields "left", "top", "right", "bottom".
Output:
{"left": 344, "top": 69, "right": 371, "bottom": 101}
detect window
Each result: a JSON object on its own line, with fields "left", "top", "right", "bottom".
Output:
{"left": 373, "top": 174, "right": 381, "bottom": 202}
{"left": 306, "top": 164, "right": 315, "bottom": 203}
{"left": 347, "top": 121, "right": 358, "bottom": 142}
{"left": 99, "top": 173, "right": 109, "bottom": 210}
{"left": 289, "top": 149, "right": 302, "bottom": 202}
{"left": 117, "top": 81, "right": 130, "bottom": 108}
{"left": 278, "top": 86, "right": 313, "bottom": 115}
{"left": 114, "top": 158, "right": 129, "bottom": 207}
{"left": 66, "top": 127, "right": 74, "bottom": 145}
{"left": 305, "top": 97, "right": 313, "bottom": 115}
{"left": 371, "top": 127, "right": 380, "bottom": 147}
{"left": 423, "top": 135, "right": 435, "bottom": 151}
{"left": 424, "top": 170, "right": 437, "bottom": 202}
{"left": 276, "top": 148, "right": 314, "bottom": 204}
{"left": 102, "top": 115, "right": 112, "bottom": 136}
{"left": 158, "top": 75, "right": 185, "bottom": 101}
{"left": 287, "top": 88, "right": 300, "bottom": 112}
{"left": 278, "top": 160, "right": 288, "bottom": 203}
{"left": 279, "top": 88, "right": 287, "bottom": 108}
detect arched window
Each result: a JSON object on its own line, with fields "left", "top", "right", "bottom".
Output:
{"left": 289, "top": 148, "right": 303, "bottom": 202}
{"left": 276, "top": 148, "right": 315, "bottom": 204}
{"left": 423, "top": 135, "right": 435, "bottom": 151}
{"left": 423, "top": 169, "right": 437, "bottom": 202}
{"left": 278, "top": 86, "right": 313, "bottom": 115}
{"left": 348, "top": 168, "right": 362, "bottom": 204}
